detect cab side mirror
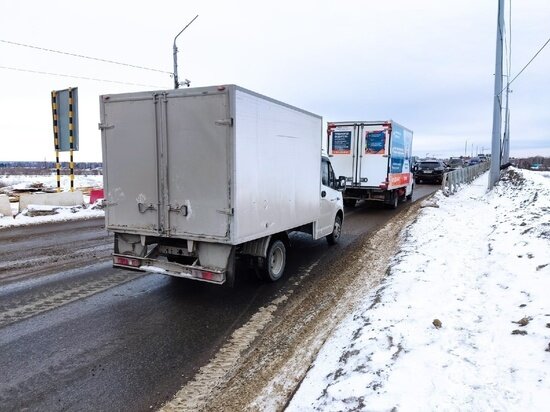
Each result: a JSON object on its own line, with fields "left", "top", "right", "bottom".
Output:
{"left": 338, "top": 176, "right": 346, "bottom": 190}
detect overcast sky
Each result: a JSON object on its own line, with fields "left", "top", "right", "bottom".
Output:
{"left": 1, "top": 0, "right": 549, "bottom": 162}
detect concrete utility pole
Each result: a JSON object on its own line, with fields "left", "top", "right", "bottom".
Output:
{"left": 173, "top": 15, "right": 199, "bottom": 89}
{"left": 489, "top": 0, "right": 504, "bottom": 189}
{"left": 502, "top": 83, "right": 511, "bottom": 164}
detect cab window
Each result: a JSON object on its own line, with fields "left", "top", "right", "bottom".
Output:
{"left": 321, "top": 160, "right": 329, "bottom": 186}
{"left": 328, "top": 162, "right": 336, "bottom": 188}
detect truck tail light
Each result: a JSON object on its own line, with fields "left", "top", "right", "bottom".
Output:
{"left": 113, "top": 256, "right": 141, "bottom": 268}
{"left": 192, "top": 269, "right": 224, "bottom": 283}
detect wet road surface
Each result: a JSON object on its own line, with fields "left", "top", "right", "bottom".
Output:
{"left": 0, "top": 185, "right": 437, "bottom": 411}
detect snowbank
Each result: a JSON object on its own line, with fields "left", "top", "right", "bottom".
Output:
{"left": 288, "top": 169, "right": 550, "bottom": 411}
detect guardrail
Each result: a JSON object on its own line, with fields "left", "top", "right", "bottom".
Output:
{"left": 441, "top": 161, "right": 491, "bottom": 194}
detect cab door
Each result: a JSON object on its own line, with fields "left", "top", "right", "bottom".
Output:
{"left": 318, "top": 158, "right": 341, "bottom": 238}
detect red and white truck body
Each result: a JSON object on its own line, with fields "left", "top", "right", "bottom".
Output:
{"left": 327, "top": 120, "right": 414, "bottom": 208}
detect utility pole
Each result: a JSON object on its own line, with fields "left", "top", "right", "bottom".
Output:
{"left": 173, "top": 15, "right": 199, "bottom": 89}
{"left": 464, "top": 140, "right": 467, "bottom": 157}
{"left": 502, "top": 0, "right": 512, "bottom": 166}
{"left": 502, "top": 83, "right": 511, "bottom": 165}
{"left": 489, "top": 0, "right": 504, "bottom": 189}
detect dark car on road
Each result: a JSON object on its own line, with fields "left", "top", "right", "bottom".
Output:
{"left": 414, "top": 160, "right": 447, "bottom": 184}
{"left": 447, "top": 157, "right": 465, "bottom": 170}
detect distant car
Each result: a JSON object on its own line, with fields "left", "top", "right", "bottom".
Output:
{"left": 447, "top": 158, "right": 465, "bottom": 170}
{"left": 414, "top": 160, "right": 447, "bottom": 184}
{"left": 468, "top": 158, "right": 481, "bottom": 166}
{"left": 477, "top": 154, "right": 488, "bottom": 162}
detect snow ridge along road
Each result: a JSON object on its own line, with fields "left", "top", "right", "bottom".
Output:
{"left": 0, "top": 264, "right": 143, "bottom": 328}
{"left": 161, "top": 198, "right": 424, "bottom": 411}
{"left": 0, "top": 217, "right": 109, "bottom": 284}
{"left": 288, "top": 169, "right": 550, "bottom": 411}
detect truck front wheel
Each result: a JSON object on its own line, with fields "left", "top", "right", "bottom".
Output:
{"left": 326, "top": 214, "right": 342, "bottom": 245}
{"left": 261, "top": 239, "right": 286, "bottom": 282}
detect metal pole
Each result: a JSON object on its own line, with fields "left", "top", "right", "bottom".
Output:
{"left": 68, "top": 88, "right": 75, "bottom": 192}
{"left": 172, "top": 15, "right": 199, "bottom": 89}
{"left": 503, "top": 103, "right": 510, "bottom": 164}
{"left": 51, "top": 91, "right": 61, "bottom": 193}
{"left": 173, "top": 42, "right": 179, "bottom": 89}
{"left": 489, "top": 0, "right": 504, "bottom": 189}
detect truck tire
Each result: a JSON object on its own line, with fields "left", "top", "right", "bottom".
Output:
{"left": 261, "top": 239, "right": 286, "bottom": 282}
{"left": 343, "top": 199, "right": 357, "bottom": 208}
{"left": 406, "top": 184, "right": 414, "bottom": 201}
{"left": 387, "top": 191, "right": 398, "bottom": 209}
{"left": 326, "top": 214, "right": 342, "bottom": 245}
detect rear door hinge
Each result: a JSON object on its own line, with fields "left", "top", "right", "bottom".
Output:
{"left": 215, "top": 118, "right": 234, "bottom": 127}
{"left": 98, "top": 123, "right": 114, "bottom": 130}
{"left": 217, "top": 208, "right": 234, "bottom": 216}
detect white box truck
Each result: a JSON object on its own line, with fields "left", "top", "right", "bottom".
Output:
{"left": 327, "top": 121, "right": 414, "bottom": 208}
{"left": 99, "top": 85, "right": 345, "bottom": 285}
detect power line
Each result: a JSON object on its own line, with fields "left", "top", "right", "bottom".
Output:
{"left": 0, "top": 39, "right": 172, "bottom": 75}
{"left": 0, "top": 65, "right": 165, "bottom": 88}
{"left": 500, "top": 35, "right": 550, "bottom": 94}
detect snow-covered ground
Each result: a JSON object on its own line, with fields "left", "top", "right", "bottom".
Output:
{"left": 288, "top": 168, "right": 550, "bottom": 411}
{"left": 0, "top": 174, "right": 104, "bottom": 227}
{"left": 0, "top": 173, "right": 102, "bottom": 189}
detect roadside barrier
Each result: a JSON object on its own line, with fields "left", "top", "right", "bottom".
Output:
{"left": 19, "top": 191, "right": 84, "bottom": 212}
{"left": 0, "top": 194, "right": 12, "bottom": 217}
{"left": 442, "top": 161, "right": 491, "bottom": 195}
{"left": 89, "top": 189, "right": 104, "bottom": 204}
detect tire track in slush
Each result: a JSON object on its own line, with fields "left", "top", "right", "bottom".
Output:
{"left": 0, "top": 270, "right": 143, "bottom": 328}
{"left": 161, "top": 201, "right": 424, "bottom": 411}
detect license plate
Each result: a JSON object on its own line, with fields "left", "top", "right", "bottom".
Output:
{"left": 424, "top": 170, "right": 432, "bottom": 173}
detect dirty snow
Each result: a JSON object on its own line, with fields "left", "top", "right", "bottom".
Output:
{"left": 0, "top": 174, "right": 104, "bottom": 228}
{"left": 287, "top": 168, "right": 550, "bottom": 411}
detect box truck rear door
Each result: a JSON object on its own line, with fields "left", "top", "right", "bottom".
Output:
{"left": 327, "top": 124, "right": 356, "bottom": 184}
{"left": 358, "top": 124, "right": 390, "bottom": 187}
{"left": 101, "top": 95, "right": 161, "bottom": 235}
{"left": 164, "top": 91, "right": 231, "bottom": 240}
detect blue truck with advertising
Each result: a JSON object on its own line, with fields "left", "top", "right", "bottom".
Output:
{"left": 327, "top": 120, "right": 414, "bottom": 208}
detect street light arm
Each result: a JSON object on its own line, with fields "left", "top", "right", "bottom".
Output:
{"left": 173, "top": 14, "right": 199, "bottom": 89}
{"left": 174, "top": 15, "right": 199, "bottom": 46}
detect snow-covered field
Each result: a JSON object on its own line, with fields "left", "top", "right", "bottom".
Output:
{"left": 0, "top": 174, "right": 104, "bottom": 227}
{"left": 288, "top": 168, "right": 550, "bottom": 411}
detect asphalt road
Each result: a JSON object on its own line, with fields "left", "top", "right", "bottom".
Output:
{"left": 0, "top": 185, "right": 437, "bottom": 411}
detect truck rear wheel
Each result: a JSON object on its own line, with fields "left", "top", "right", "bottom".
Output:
{"left": 261, "top": 239, "right": 286, "bottom": 282}
{"left": 406, "top": 184, "right": 414, "bottom": 201}
{"left": 387, "top": 191, "right": 398, "bottom": 209}
{"left": 326, "top": 214, "right": 342, "bottom": 245}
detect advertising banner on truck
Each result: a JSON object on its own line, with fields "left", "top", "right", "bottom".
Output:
{"left": 390, "top": 126, "right": 405, "bottom": 173}
{"left": 365, "top": 130, "right": 386, "bottom": 154}
{"left": 332, "top": 130, "right": 352, "bottom": 154}
{"left": 388, "top": 124, "right": 412, "bottom": 188}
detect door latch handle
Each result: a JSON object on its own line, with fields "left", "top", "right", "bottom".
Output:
{"left": 137, "top": 202, "right": 157, "bottom": 213}
{"left": 169, "top": 204, "right": 188, "bottom": 216}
